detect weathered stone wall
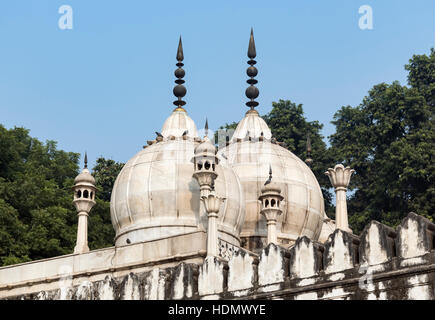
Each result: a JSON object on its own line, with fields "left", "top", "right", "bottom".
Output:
{"left": 1, "top": 213, "right": 434, "bottom": 300}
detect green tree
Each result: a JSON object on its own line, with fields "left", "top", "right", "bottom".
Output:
{"left": 0, "top": 125, "right": 80, "bottom": 265}
{"left": 0, "top": 199, "right": 30, "bottom": 265}
{"left": 329, "top": 49, "right": 434, "bottom": 233}
{"left": 0, "top": 124, "right": 124, "bottom": 265}
{"left": 88, "top": 157, "right": 124, "bottom": 249}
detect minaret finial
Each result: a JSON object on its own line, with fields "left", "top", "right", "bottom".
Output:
{"left": 84, "top": 152, "right": 88, "bottom": 169}
{"left": 305, "top": 133, "right": 313, "bottom": 167}
{"left": 205, "top": 118, "right": 209, "bottom": 137}
{"left": 173, "top": 36, "right": 187, "bottom": 111}
{"left": 245, "top": 28, "right": 259, "bottom": 111}
{"left": 264, "top": 165, "right": 272, "bottom": 185}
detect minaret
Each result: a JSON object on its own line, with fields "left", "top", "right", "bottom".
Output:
{"left": 245, "top": 28, "right": 260, "bottom": 114}
{"left": 193, "top": 121, "right": 222, "bottom": 257}
{"left": 258, "top": 166, "right": 284, "bottom": 245}
{"left": 193, "top": 120, "right": 218, "bottom": 198}
{"left": 325, "top": 164, "right": 355, "bottom": 233}
{"left": 173, "top": 36, "right": 187, "bottom": 112}
{"left": 72, "top": 153, "right": 96, "bottom": 254}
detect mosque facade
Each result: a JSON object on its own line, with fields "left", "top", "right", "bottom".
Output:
{"left": 0, "top": 31, "right": 434, "bottom": 300}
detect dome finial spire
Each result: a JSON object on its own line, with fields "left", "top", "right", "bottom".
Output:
{"left": 245, "top": 28, "right": 259, "bottom": 112}
{"left": 173, "top": 36, "right": 187, "bottom": 112}
{"left": 305, "top": 132, "right": 313, "bottom": 167}
{"left": 264, "top": 165, "right": 272, "bottom": 185}
{"left": 84, "top": 151, "right": 88, "bottom": 169}
{"left": 248, "top": 27, "right": 256, "bottom": 58}
{"left": 205, "top": 117, "right": 209, "bottom": 137}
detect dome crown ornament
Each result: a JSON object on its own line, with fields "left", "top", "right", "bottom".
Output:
{"left": 173, "top": 36, "right": 187, "bottom": 111}
{"left": 245, "top": 28, "right": 259, "bottom": 112}
{"left": 305, "top": 133, "right": 313, "bottom": 167}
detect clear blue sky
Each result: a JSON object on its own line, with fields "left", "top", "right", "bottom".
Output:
{"left": 0, "top": 1, "right": 434, "bottom": 167}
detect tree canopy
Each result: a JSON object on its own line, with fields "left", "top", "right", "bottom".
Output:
{"left": 329, "top": 48, "right": 434, "bottom": 233}
{"left": 0, "top": 126, "right": 123, "bottom": 266}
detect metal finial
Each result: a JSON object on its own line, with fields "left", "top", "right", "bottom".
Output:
{"left": 245, "top": 28, "right": 259, "bottom": 110}
{"left": 176, "top": 36, "right": 184, "bottom": 61}
{"left": 205, "top": 118, "right": 209, "bottom": 137}
{"left": 84, "top": 152, "right": 88, "bottom": 169}
{"left": 305, "top": 133, "right": 313, "bottom": 167}
{"left": 173, "top": 36, "right": 187, "bottom": 110}
{"left": 248, "top": 28, "right": 256, "bottom": 58}
{"left": 264, "top": 165, "right": 272, "bottom": 185}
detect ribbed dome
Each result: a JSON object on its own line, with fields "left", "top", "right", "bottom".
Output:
{"left": 110, "top": 111, "right": 245, "bottom": 247}
{"left": 161, "top": 108, "right": 199, "bottom": 138}
{"left": 194, "top": 136, "right": 216, "bottom": 158}
{"left": 74, "top": 168, "right": 95, "bottom": 186}
{"left": 231, "top": 110, "right": 272, "bottom": 142}
{"left": 218, "top": 113, "right": 325, "bottom": 248}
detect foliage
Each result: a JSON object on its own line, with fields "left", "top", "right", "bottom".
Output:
{"left": 0, "top": 125, "right": 123, "bottom": 265}
{"left": 329, "top": 49, "right": 434, "bottom": 233}
{"left": 88, "top": 158, "right": 124, "bottom": 249}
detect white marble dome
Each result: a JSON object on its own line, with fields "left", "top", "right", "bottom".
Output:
{"left": 161, "top": 107, "right": 198, "bottom": 138}
{"left": 217, "top": 111, "right": 325, "bottom": 248}
{"left": 110, "top": 109, "right": 245, "bottom": 247}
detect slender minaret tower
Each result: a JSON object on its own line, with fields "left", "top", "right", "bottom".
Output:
{"left": 193, "top": 120, "right": 222, "bottom": 257}
{"left": 325, "top": 164, "right": 355, "bottom": 233}
{"left": 259, "top": 166, "right": 284, "bottom": 245}
{"left": 173, "top": 36, "right": 187, "bottom": 112}
{"left": 245, "top": 28, "right": 260, "bottom": 114}
{"left": 72, "top": 153, "right": 96, "bottom": 254}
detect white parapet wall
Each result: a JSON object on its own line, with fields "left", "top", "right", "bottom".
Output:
{"left": 0, "top": 231, "right": 207, "bottom": 299}
{"left": 0, "top": 213, "right": 434, "bottom": 300}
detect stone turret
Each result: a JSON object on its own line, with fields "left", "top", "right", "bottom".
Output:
{"left": 193, "top": 125, "right": 223, "bottom": 257}
{"left": 72, "top": 153, "right": 96, "bottom": 254}
{"left": 193, "top": 133, "right": 218, "bottom": 198}
{"left": 258, "top": 166, "right": 284, "bottom": 245}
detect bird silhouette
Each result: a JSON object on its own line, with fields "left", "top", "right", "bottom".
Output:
{"left": 182, "top": 130, "right": 189, "bottom": 136}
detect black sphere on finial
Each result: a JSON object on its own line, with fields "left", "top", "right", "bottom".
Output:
{"left": 173, "top": 36, "right": 186, "bottom": 109}
{"left": 246, "top": 28, "right": 259, "bottom": 110}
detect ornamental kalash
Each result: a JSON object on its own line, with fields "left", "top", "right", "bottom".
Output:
{"left": 0, "top": 31, "right": 434, "bottom": 300}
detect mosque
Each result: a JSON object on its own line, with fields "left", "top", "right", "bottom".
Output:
{"left": 0, "top": 31, "right": 433, "bottom": 300}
